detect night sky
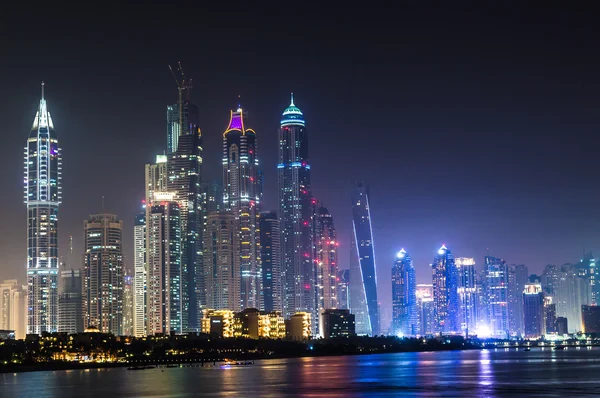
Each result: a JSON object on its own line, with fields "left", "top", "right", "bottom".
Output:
{"left": 1, "top": 4, "right": 599, "bottom": 326}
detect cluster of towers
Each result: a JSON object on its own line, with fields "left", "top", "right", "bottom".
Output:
{"left": 391, "top": 246, "right": 598, "bottom": 338}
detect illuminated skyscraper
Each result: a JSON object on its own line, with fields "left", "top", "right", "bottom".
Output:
{"left": 278, "top": 94, "right": 315, "bottom": 320}
{"left": 313, "top": 204, "right": 339, "bottom": 310}
{"left": 58, "top": 270, "right": 83, "bottom": 335}
{"left": 147, "top": 197, "right": 182, "bottom": 335}
{"left": 168, "top": 124, "right": 202, "bottom": 332}
{"left": 456, "top": 258, "right": 478, "bottom": 335}
{"left": 204, "top": 211, "right": 240, "bottom": 311}
{"left": 260, "top": 211, "right": 281, "bottom": 312}
{"left": 223, "top": 107, "right": 261, "bottom": 310}
{"left": 392, "top": 249, "right": 417, "bottom": 336}
{"left": 83, "top": 213, "right": 124, "bottom": 335}
{"left": 432, "top": 245, "right": 460, "bottom": 334}
{"left": 133, "top": 211, "right": 146, "bottom": 337}
{"left": 351, "top": 182, "right": 380, "bottom": 335}
{"left": 0, "top": 280, "right": 27, "bottom": 339}
{"left": 523, "top": 284, "right": 544, "bottom": 339}
{"left": 25, "top": 83, "right": 62, "bottom": 334}
{"left": 167, "top": 100, "right": 199, "bottom": 154}
{"left": 416, "top": 284, "right": 435, "bottom": 335}
{"left": 337, "top": 269, "right": 350, "bottom": 310}
{"left": 123, "top": 270, "right": 134, "bottom": 336}
{"left": 485, "top": 256, "right": 509, "bottom": 338}
{"left": 508, "top": 264, "right": 528, "bottom": 336}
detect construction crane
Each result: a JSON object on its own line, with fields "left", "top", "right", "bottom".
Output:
{"left": 168, "top": 62, "right": 193, "bottom": 144}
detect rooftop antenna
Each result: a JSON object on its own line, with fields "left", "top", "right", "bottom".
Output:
{"left": 102, "top": 195, "right": 105, "bottom": 212}
{"left": 41, "top": 81, "right": 45, "bottom": 100}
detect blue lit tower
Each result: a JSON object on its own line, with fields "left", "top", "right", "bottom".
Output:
{"left": 485, "top": 256, "right": 509, "bottom": 338}
{"left": 278, "top": 94, "right": 315, "bottom": 321}
{"left": 392, "top": 249, "right": 417, "bottom": 336}
{"left": 223, "top": 106, "right": 261, "bottom": 310}
{"left": 25, "top": 83, "right": 62, "bottom": 334}
{"left": 351, "top": 182, "right": 380, "bottom": 335}
{"left": 432, "top": 245, "right": 460, "bottom": 334}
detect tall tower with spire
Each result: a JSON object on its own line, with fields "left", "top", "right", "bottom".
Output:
{"left": 222, "top": 105, "right": 261, "bottom": 310}
{"left": 278, "top": 94, "right": 315, "bottom": 324}
{"left": 25, "top": 82, "right": 62, "bottom": 334}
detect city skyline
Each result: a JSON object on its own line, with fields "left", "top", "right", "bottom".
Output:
{"left": 2, "top": 5, "right": 600, "bottom": 326}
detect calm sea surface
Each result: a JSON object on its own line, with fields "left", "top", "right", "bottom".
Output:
{"left": 2, "top": 348, "right": 600, "bottom": 397}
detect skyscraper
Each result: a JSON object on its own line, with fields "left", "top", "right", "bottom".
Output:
{"left": 204, "top": 211, "right": 239, "bottom": 311}
{"left": 133, "top": 211, "right": 146, "bottom": 337}
{"left": 147, "top": 198, "right": 182, "bottom": 335}
{"left": 278, "top": 94, "right": 314, "bottom": 321}
{"left": 223, "top": 107, "right": 261, "bottom": 310}
{"left": 313, "top": 204, "right": 339, "bottom": 310}
{"left": 432, "top": 245, "right": 460, "bottom": 334}
{"left": 416, "top": 284, "right": 435, "bottom": 335}
{"left": 351, "top": 182, "right": 380, "bottom": 335}
{"left": 523, "top": 284, "right": 544, "bottom": 339}
{"left": 0, "top": 280, "right": 27, "bottom": 339}
{"left": 167, "top": 121, "right": 202, "bottom": 332}
{"left": 508, "top": 264, "right": 528, "bottom": 336}
{"left": 58, "top": 270, "right": 83, "bottom": 334}
{"left": 259, "top": 211, "right": 282, "bottom": 312}
{"left": 554, "top": 263, "right": 590, "bottom": 333}
{"left": 25, "top": 83, "right": 62, "bottom": 334}
{"left": 456, "top": 257, "right": 478, "bottom": 335}
{"left": 391, "top": 249, "right": 417, "bottom": 336}
{"left": 167, "top": 100, "right": 199, "bottom": 154}
{"left": 123, "top": 271, "right": 134, "bottom": 336}
{"left": 485, "top": 256, "right": 509, "bottom": 338}
{"left": 349, "top": 236, "right": 370, "bottom": 335}
{"left": 82, "top": 213, "right": 124, "bottom": 335}
{"left": 337, "top": 269, "right": 350, "bottom": 310}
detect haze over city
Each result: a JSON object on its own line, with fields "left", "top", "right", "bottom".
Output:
{"left": 1, "top": 3, "right": 599, "bottom": 324}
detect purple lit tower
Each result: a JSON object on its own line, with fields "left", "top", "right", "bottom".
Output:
{"left": 222, "top": 106, "right": 262, "bottom": 310}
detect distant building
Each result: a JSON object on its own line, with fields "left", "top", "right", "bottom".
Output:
{"left": 201, "top": 308, "right": 285, "bottom": 339}
{"left": 485, "top": 256, "right": 509, "bottom": 338}
{"left": 554, "top": 263, "right": 590, "bottom": 333}
{"left": 350, "top": 182, "right": 380, "bottom": 335}
{"left": 260, "top": 211, "right": 282, "bottom": 312}
{"left": 287, "top": 312, "right": 312, "bottom": 341}
{"left": 523, "top": 284, "right": 544, "bottom": 339}
{"left": 416, "top": 284, "right": 434, "bottom": 335}
{"left": 556, "top": 317, "right": 568, "bottom": 335}
{"left": 508, "top": 264, "right": 528, "bottom": 337}
{"left": 204, "top": 211, "right": 239, "bottom": 311}
{"left": 582, "top": 305, "right": 600, "bottom": 334}
{"left": 319, "top": 309, "right": 355, "bottom": 339}
{"left": 123, "top": 271, "right": 134, "bottom": 336}
{"left": 83, "top": 213, "right": 124, "bottom": 335}
{"left": 0, "top": 280, "right": 27, "bottom": 339}
{"left": 337, "top": 269, "right": 350, "bottom": 310}
{"left": 133, "top": 211, "right": 146, "bottom": 337}
{"left": 58, "top": 270, "right": 83, "bottom": 334}
{"left": 456, "top": 258, "right": 478, "bottom": 335}
{"left": 432, "top": 245, "right": 460, "bottom": 334}
{"left": 391, "top": 249, "right": 417, "bottom": 336}
{"left": 313, "top": 204, "right": 339, "bottom": 311}
{"left": 349, "top": 236, "right": 370, "bottom": 335}
{"left": 544, "top": 296, "right": 556, "bottom": 334}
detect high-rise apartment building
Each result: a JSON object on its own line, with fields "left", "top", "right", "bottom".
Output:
{"left": 508, "top": 264, "right": 528, "bottom": 336}
{"left": 523, "top": 284, "right": 544, "bottom": 339}
{"left": 432, "top": 245, "right": 460, "bottom": 334}
{"left": 83, "top": 213, "right": 124, "bottom": 335}
{"left": 259, "top": 211, "right": 281, "bottom": 312}
{"left": 554, "top": 263, "right": 590, "bottom": 333}
{"left": 278, "top": 95, "right": 314, "bottom": 321}
{"left": 0, "top": 280, "right": 27, "bottom": 339}
{"left": 58, "top": 270, "right": 83, "bottom": 334}
{"left": 350, "top": 182, "right": 379, "bottom": 335}
{"left": 313, "top": 204, "right": 339, "bottom": 310}
{"left": 204, "top": 211, "right": 239, "bottom": 311}
{"left": 223, "top": 107, "right": 261, "bottom": 310}
{"left": 416, "top": 284, "right": 435, "bottom": 335}
{"left": 337, "top": 269, "right": 350, "bottom": 310}
{"left": 485, "top": 256, "right": 509, "bottom": 338}
{"left": 123, "top": 271, "right": 134, "bottom": 336}
{"left": 25, "top": 83, "right": 62, "bottom": 334}
{"left": 456, "top": 257, "right": 478, "bottom": 335}
{"left": 391, "top": 249, "right": 417, "bottom": 336}
{"left": 133, "top": 211, "right": 146, "bottom": 337}
{"left": 147, "top": 199, "right": 182, "bottom": 335}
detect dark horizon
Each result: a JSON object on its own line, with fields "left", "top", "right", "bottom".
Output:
{"left": 2, "top": 4, "right": 599, "bottom": 326}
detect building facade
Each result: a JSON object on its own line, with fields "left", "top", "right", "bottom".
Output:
{"left": 58, "top": 270, "right": 83, "bottom": 334}
{"left": 25, "top": 83, "right": 62, "bottom": 334}
{"left": 456, "top": 258, "right": 478, "bottom": 335}
{"left": 349, "top": 236, "right": 370, "bottom": 335}
{"left": 133, "top": 211, "right": 146, "bottom": 337}
{"left": 337, "top": 269, "right": 350, "bottom": 310}
{"left": 392, "top": 249, "right": 417, "bottom": 336}
{"left": 83, "top": 213, "right": 124, "bottom": 335}
{"left": 0, "top": 280, "right": 27, "bottom": 339}
{"left": 508, "top": 264, "right": 528, "bottom": 337}
{"left": 278, "top": 95, "right": 315, "bottom": 321}
{"left": 523, "top": 284, "right": 544, "bottom": 339}
{"left": 432, "top": 245, "right": 460, "bottom": 334}
{"left": 222, "top": 107, "right": 261, "bottom": 310}
{"left": 259, "top": 211, "right": 282, "bottom": 312}
{"left": 485, "top": 256, "right": 509, "bottom": 338}
{"left": 313, "top": 204, "right": 339, "bottom": 311}
{"left": 350, "top": 182, "right": 380, "bottom": 335}
{"left": 319, "top": 309, "right": 355, "bottom": 339}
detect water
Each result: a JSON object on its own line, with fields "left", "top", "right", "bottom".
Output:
{"left": 2, "top": 348, "right": 600, "bottom": 397}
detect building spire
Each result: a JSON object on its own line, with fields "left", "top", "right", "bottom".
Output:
{"left": 41, "top": 81, "right": 45, "bottom": 100}
{"left": 290, "top": 92, "right": 294, "bottom": 106}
